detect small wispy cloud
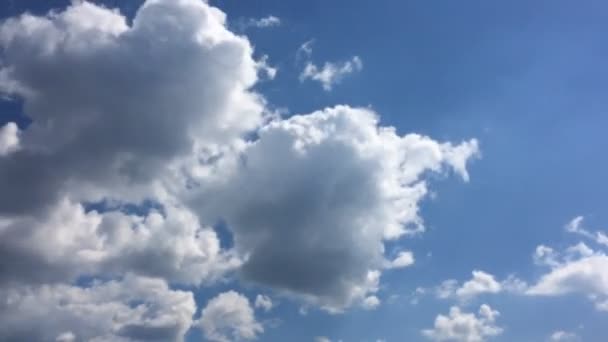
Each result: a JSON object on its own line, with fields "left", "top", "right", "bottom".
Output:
{"left": 299, "top": 56, "right": 363, "bottom": 91}
{"left": 241, "top": 15, "right": 281, "bottom": 29}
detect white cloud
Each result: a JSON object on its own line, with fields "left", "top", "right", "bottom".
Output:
{"left": 0, "top": 274, "right": 196, "bottom": 341}
{"left": 300, "top": 56, "right": 363, "bottom": 91}
{"left": 297, "top": 39, "right": 315, "bottom": 60}
{"left": 422, "top": 304, "right": 503, "bottom": 342}
{"left": 362, "top": 295, "right": 381, "bottom": 310}
{"left": 525, "top": 217, "right": 608, "bottom": 311}
{"left": 246, "top": 15, "right": 281, "bottom": 28}
{"left": 0, "top": 198, "right": 239, "bottom": 286}
{"left": 199, "top": 291, "right": 263, "bottom": 342}
{"left": 0, "top": 2, "right": 482, "bottom": 339}
{"left": 534, "top": 245, "right": 560, "bottom": 267}
{"left": 549, "top": 331, "right": 580, "bottom": 341}
{"left": 565, "top": 216, "right": 608, "bottom": 247}
{"left": 190, "top": 105, "right": 479, "bottom": 310}
{"left": 257, "top": 54, "right": 277, "bottom": 80}
{"left": 0, "top": 0, "right": 265, "bottom": 215}
{"left": 254, "top": 294, "right": 274, "bottom": 312}
{"left": 388, "top": 251, "right": 415, "bottom": 269}
{"left": 0, "top": 122, "right": 19, "bottom": 155}
{"left": 434, "top": 270, "right": 521, "bottom": 302}
{"left": 456, "top": 271, "right": 502, "bottom": 300}
{"left": 527, "top": 253, "right": 608, "bottom": 311}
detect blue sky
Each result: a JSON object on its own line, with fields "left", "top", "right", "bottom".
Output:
{"left": 0, "top": 1, "right": 607, "bottom": 342}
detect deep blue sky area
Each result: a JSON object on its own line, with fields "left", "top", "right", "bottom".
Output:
{"left": 1, "top": 1, "right": 607, "bottom": 341}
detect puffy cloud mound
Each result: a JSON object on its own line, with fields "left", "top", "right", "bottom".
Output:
{"left": 0, "top": 0, "right": 265, "bottom": 215}
{"left": 192, "top": 105, "right": 479, "bottom": 310}
{"left": 0, "top": 274, "right": 196, "bottom": 342}
{"left": 0, "top": 197, "right": 238, "bottom": 287}
{"left": 199, "top": 291, "right": 263, "bottom": 342}
{"left": 422, "top": 304, "right": 503, "bottom": 342}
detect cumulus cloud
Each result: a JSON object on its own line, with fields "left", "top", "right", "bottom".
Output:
{"left": 455, "top": 271, "right": 502, "bottom": 300}
{"left": 0, "top": 1, "right": 481, "bottom": 339}
{"left": 433, "top": 270, "right": 524, "bottom": 302}
{"left": 0, "top": 198, "right": 238, "bottom": 286}
{"left": 254, "top": 294, "right": 274, "bottom": 312}
{"left": 0, "top": 122, "right": 19, "bottom": 155}
{"left": 0, "top": 274, "right": 196, "bottom": 342}
{"left": 422, "top": 304, "right": 503, "bottom": 342}
{"left": 190, "top": 106, "right": 479, "bottom": 310}
{"left": 527, "top": 252, "right": 608, "bottom": 311}
{"left": 0, "top": 0, "right": 265, "bottom": 215}
{"left": 387, "top": 251, "right": 415, "bottom": 269}
{"left": 199, "top": 291, "right": 263, "bottom": 342}
{"left": 527, "top": 217, "right": 608, "bottom": 311}
{"left": 300, "top": 56, "right": 363, "bottom": 91}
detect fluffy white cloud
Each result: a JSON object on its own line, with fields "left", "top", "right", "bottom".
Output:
{"left": 388, "top": 251, "right": 415, "bottom": 269}
{"left": 422, "top": 304, "right": 503, "bottom": 342}
{"left": 0, "top": 198, "right": 238, "bottom": 286}
{"left": 300, "top": 56, "right": 363, "bottom": 91}
{"left": 190, "top": 106, "right": 478, "bottom": 310}
{"left": 199, "top": 291, "right": 263, "bottom": 342}
{"left": 434, "top": 270, "right": 522, "bottom": 302}
{"left": 254, "top": 294, "right": 274, "bottom": 312}
{"left": 528, "top": 218, "right": 608, "bottom": 311}
{"left": 0, "top": 0, "right": 265, "bottom": 215}
{"left": 0, "top": 274, "right": 196, "bottom": 342}
{"left": 456, "top": 271, "right": 502, "bottom": 300}
{"left": 0, "top": 122, "right": 19, "bottom": 155}
{"left": 527, "top": 252, "right": 608, "bottom": 311}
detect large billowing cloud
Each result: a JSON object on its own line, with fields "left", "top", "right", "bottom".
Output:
{"left": 0, "top": 0, "right": 480, "bottom": 339}
{"left": 0, "top": 274, "right": 196, "bottom": 342}
{"left": 0, "top": 0, "right": 265, "bottom": 215}
{"left": 190, "top": 105, "right": 479, "bottom": 310}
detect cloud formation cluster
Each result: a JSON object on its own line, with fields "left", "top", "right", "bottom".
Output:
{"left": 0, "top": 0, "right": 479, "bottom": 340}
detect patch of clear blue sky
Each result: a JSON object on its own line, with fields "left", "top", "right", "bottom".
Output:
{"left": 1, "top": 1, "right": 607, "bottom": 341}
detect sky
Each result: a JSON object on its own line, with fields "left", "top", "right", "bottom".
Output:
{"left": 0, "top": 1, "right": 607, "bottom": 342}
